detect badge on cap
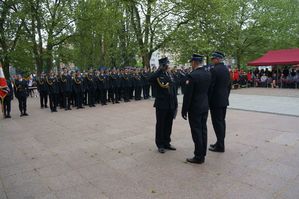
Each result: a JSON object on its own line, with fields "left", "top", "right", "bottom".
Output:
{"left": 186, "top": 80, "right": 189, "bottom": 85}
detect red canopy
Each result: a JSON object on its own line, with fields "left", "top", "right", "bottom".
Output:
{"left": 247, "top": 48, "right": 299, "bottom": 66}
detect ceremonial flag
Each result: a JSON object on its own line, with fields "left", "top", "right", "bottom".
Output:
{"left": 0, "top": 65, "right": 8, "bottom": 100}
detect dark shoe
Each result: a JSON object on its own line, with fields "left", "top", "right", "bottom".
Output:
{"left": 45, "top": 105, "right": 48, "bottom": 108}
{"left": 210, "top": 143, "right": 217, "bottom": 148}
{"left": 41, "top": 106, "right": 44, "bottom": 109}
{"left": 186, "top": 157, "right": 205, "bottom": 164}
{"left": 165, "top": 145, "right": 176, "bottom": 150}
{"left": 209, "top": 145, "right": 225, "bottom": 153}
{"left": 23, "top": 113, "right": 29, "bottom": 116}
{"left": 158, "top": 148, "right": 165, "bottom": 153}
{"left": 6, "top": 115, "right": 11, "bottom": 118}
{"left": 68, "top": 108, "right": 72, "bottom": 110}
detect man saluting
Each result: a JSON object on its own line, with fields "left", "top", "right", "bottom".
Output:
{"left": 182, "top": 54, "right": 211, "bottom": 164}
{"left": 149, "top": 57, "right": 178, "bottom": 154}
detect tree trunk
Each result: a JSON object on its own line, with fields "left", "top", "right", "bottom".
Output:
{"left": 45, "top": 44, "right": 53, "bottom": 73}
{"left": 2, "top": 56, "right": 10, "bottom": 78}
{"left": 142, "top": 52, "right": 151, "bottom": 69}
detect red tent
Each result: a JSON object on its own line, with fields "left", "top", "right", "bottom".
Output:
{"left": 247, "top": 48, "right": 299, "bottom": 66}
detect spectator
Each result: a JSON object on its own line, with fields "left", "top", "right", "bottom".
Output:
{"left": 247, "top": 71, "right": 253, "bottom": 87}
{"left": 260, "top": 73, "right": 268, "bottom": 87}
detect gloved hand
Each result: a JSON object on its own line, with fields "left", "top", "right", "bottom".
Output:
{"left": 181, "top": 111, "right": 187, "bottom": 120}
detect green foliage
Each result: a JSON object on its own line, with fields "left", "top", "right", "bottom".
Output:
{"left": 1, "top": 0, "right": 298, "bottom": 75}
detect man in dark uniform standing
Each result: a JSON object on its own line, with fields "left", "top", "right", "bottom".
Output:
{"left": 149, "top": 57, "right": 178, "bottom": 153}
{"left": 142, "top": 68, "right": 150, "bottom": 99}
{"left": 60, "top": 68, "right": 72, "bottom": 110}
{"left": 37, "top": 72, "right": 49, "bottom": 108}
{"left": 86, "top": 71, "right": 96, "bottom": 107}
{"left": 208, "top": 51, "right": 231, "bottom": 153}
{"left": 47, "top": 71, "right": 59, "bottom": 112}
{"left": 182, "top": 54, "right": 211, "bottom": 164}
{"left": 14, "top": 74, "right": 29, "bottom": 116}
{"left": 73, "top": 70, "right": 85, "bottom": 109}
{"left": 122, "top": 69, "right": 131, "bottom": 102}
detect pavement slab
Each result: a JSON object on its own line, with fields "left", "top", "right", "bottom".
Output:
{"left": 0, "top": 88, "right": 298, "bottom": 199}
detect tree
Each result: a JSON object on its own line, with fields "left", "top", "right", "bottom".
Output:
{"left": 0, "top": 0, "right": 25, "bottom": 77}
{"left": 124, "top": 0, "right": 189, "bottom": 68}
{"left": 23, "top": 0, "right": 76, "bottom": 74}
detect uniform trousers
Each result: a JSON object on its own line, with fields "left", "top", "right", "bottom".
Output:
{"left": 155, "top": 109, "right": 175, "bottom": 148}
{"left": 210, "top": 107, "right": 227, "bottom": 149}
{"left": 188, "top": 112, "right": 208, "bottom": 158}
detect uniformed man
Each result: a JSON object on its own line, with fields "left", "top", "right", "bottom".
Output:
{"left": 208, "top": 51, "right": 231, "bottom": 153}
{"left": 73, "top": 70, "right": 85, "bottom": 109}
{"left": 3, "top": 78, "right": 13, "bottom": 118}
{"left": 142, "top": 68, "right": 150, "bottom": 99}
{"left": 149, "top": 57, "right": 178, "bottom": 153}
{"left": 133, "top": 69, "right": 142, "bottom": 100}
{"left": 182, "top": 54, "right": 211, "bottom": 164}
{"left": 47, "top": 72, "right": 59, "bottom": 112}
{"left": 98, "top": 69, "right": 108, "bottom": 105}
{"left": 60, "top": 68, "right": 72, "bottom": 110}
{"left": 86, "top": 71, "right": 96, "bottom": 107}
{"left": 14, "top": 74, "right": 29, "bottom": 116}
{"left": 37, "top": 72, "right": 49, "bottom": 108}
{"left": 122, "top": 68, "right": 131, "bottom": 102}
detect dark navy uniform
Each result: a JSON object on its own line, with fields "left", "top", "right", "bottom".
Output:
{"left": 37, "top": 76, "right": 49, "bottom": 108}
{"left": 47, "top": 75, "right": 59, "bottom": 112}
{"left": 208, "top": 52, "right": 231, "bottom": 152}
{"left": 182, "top": 65, "right": 211, "bottom": 161}
{"left": 73, "top": 75, "right": 85, "bottom": 108}
{"left": 142, "top": 71, "right": 150, "bottom": 99}
{"left": 133, "top": 72, "right": 142, "bottom": 100}
{"left": 60, "top": 73, "right": 72, "bottom": 110}
{"left": 122, "top": 72, "right": 131, "bottom": 102}
{"left": 149, "top": 58, "right": 178, "bottom": 152}
{"left": 86, "top": 73, "right": 96, "bottom": 107}
{"left": 97, "top": 73, "right": 107, "bottom": 105}
{"left": 14, "top": 78, "right": 29, "bottom": 116}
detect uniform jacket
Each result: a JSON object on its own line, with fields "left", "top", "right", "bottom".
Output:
{"left": 182, "top": 67, "right": 211, "bottom": 115}
{"left": 60, "top": 74, "right": 72, "bottom": 93}
{"left": 37, "top": 77, "right": 49, "bottom": 93}
{"left": 149, "top": 69, "right": 178, "bottom": 110}
{"left": 14, "top": 79, "right": 28, "bottom": 98}
{"left": 208, "top": 62, "right": 231, "bottom": 108}
{"left": 73, "top": 76, "right": 84, "bottom": 93}
{"left": 47, "top": 76, "right": 59, "bottom": 94}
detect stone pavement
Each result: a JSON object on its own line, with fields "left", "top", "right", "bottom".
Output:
{"left": 0, "top": 88, "right": 299, "bottom": 199}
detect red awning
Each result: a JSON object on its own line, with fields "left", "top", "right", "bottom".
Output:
{"left": 247, "top": 48, "right": 299, "bottom": 66}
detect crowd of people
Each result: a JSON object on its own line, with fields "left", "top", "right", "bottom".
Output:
{"left": 1, "top": 67, "right": 190, "bottom": 118}
{"left": 231, "top": 67, "right": 299, "bottom": 89}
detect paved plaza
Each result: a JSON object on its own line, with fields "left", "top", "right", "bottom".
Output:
{"left": 0, "top": 88, "right": 299, "bottom": 199}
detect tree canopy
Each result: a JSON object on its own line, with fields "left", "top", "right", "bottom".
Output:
{"left": 1, "top": 0, "right": 298, "bottom": 77}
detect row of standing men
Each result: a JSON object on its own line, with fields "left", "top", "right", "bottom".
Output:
{"left": 2, "top": 67, "right": 188, "bottom": 117}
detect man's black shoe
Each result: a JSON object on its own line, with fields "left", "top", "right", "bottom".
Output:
{"left": 23, "top": 113, "right": 29, "bottom": 116}
{"left": 209, "top": 145, "right": 225, "bottom": 153}
{"left": 186, "top": 157, "right": 205, "bottom": 164}
{"left": 6, "top": 115, "right": 11, "bottom": 118}
{"left": 210, "top": 143, "right": 217, "bottom": 148}
{"left": 45, "top": 105, "right": 48, "bottom": 108}
{"left": 158, "top": 148, "right": 165, "bottom": 153}
{"left": 165, "top": 145, "right": 176, "bottom": 150}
